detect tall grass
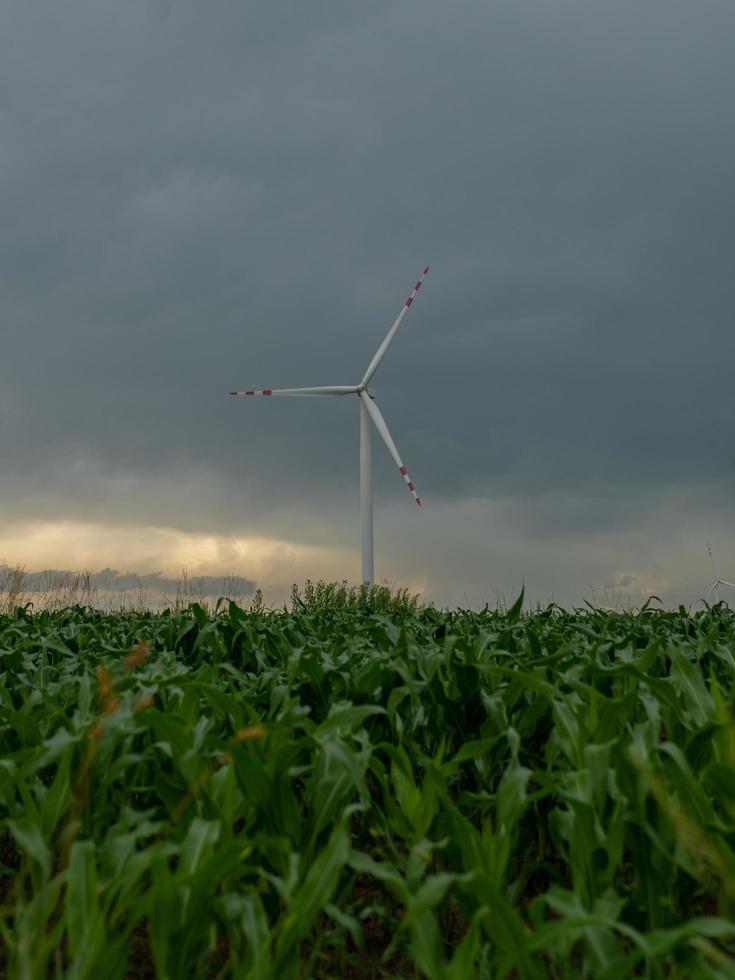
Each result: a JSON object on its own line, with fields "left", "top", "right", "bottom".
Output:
{"left": 0, "top": 564, "right": 98, "bottom": 614}
{"left": 290, "top": 578, "right": 421, "bottom": 615}
{"left": 0, "top": 564, "right": 251, "bottom": 615}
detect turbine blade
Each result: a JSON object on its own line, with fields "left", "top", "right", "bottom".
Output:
{"left": 359, "top": 391, "right": 421, "bottom": 506}
{"left": 360, "top": 266, "right": 430, "bottom": 387}
{"left": 229, "top": 386, "right": 358, "bottom": 396}
{"left": 719, "top": 580, "right": 735, "bottom": 589}
{"left": 708, "top": 581, "right": 719, "bottom": 595}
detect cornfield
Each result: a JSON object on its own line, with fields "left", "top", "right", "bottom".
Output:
{"left": 1, "top": 594, "right": 734, "bottom": 977}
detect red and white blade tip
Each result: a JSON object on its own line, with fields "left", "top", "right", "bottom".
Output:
{"left": 405, "top": 266, "right": 430, "bottom": 308}
{"left": 399, "top": 465, "right": 421, "bottom": 506}
{"left": 229, "top": 390, "right": 272, "bottom": 396}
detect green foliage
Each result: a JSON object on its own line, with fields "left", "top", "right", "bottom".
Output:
{"left": 290, "top": 578, "right": 421, "bottom": 615}
{"left": 0, "top": 598, "right": 735, "bottom": 976}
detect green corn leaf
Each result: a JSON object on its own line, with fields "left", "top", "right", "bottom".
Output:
{"left": 66, "top": 839, "right": 104, "bottom": 968}
{"left": 274, "top": 822, "right": 350, "bottom": 969}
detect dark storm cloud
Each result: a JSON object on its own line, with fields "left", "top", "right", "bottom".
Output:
{"left": 2, "top": 0, "right": 734, "bottom": 547}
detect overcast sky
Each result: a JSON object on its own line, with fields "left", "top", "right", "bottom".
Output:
{"left": 1, "top": 0, "right": 734, "bottom": 607}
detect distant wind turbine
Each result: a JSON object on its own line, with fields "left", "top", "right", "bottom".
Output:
{"left": 708, "top": 579, "right": 735, "bottom": 603}
{"left": 229, "top": 266, "right": 431, "bottom": 585}
{"left": 706, "top": 541, "right": 735, "bottom": 603}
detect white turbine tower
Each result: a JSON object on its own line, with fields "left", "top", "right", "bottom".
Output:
{"left": 229, "top": 266, "right": 430, "bottom": 585}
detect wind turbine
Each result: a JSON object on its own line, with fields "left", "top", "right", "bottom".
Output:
{"left": 708, "top": 579, "right": 735, "bottom": 603}
{"left": 229, "top": 266, "right": 430, "bottom": 585}
{"left": 706, "top": 541, "right": 735, "bottom": 604}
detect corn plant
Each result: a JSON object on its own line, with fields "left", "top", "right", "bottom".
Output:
{"left": 0, "top": 597, "right": 734, "bottom": 977}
